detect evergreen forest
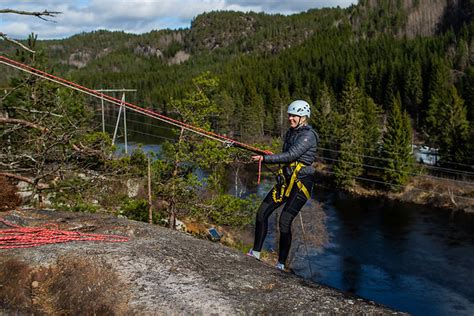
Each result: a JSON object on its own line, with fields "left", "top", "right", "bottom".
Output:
{"left": 1, "top": 0, "right": 473, "bottom": 193}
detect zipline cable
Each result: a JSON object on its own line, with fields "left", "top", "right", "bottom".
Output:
{"left": 320, "top": 138, "right": 474, "bottom": 165}
{"left": 318, "top": 155, "right": 474, "bottom": 186}
{"left": 103, "top": 122, "right": 177, "bottom": 143}
{"left": 0, "top": 55, "right": 271, "bottom": 156}
{"left": 315, "top": 169, "right": 474, "bottom": 202}
{"left": 3, "top": 56, "right": 471, "bottom": 202}
{"left": 319, "top": 147, "right": 474, "bottom": 177}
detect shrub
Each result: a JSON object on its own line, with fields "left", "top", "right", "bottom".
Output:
{"left": 208, "top": 194, "right": 259, "bottom": 227}
{"left": 0, "top": 176, "right": 21, "bottom": 211}
{"left": 119, "top": 198, "right": 150, "bottom": 222}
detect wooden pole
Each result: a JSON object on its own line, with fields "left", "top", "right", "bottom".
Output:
{"left": 148, "top": 156, "right": 152, "bottom": 224}
{"left": 101, "top": 96, "right": 105, "bottom": 133}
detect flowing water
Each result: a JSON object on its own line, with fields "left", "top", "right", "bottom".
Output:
{"left": 291, "top": 192, "right": 474, "bottom": 315}
{"left": 104, "top": 110, "right": 474, "bottom": 315}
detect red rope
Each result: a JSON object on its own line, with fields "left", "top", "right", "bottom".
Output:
{"left": 0, "top": 55, "right": 273, "bottom": 156}
{"left": 257, "top": 158, "right": 262, "bottom": 184}
{"left": 0, "top": 218, "right": 129, "bottom": 249}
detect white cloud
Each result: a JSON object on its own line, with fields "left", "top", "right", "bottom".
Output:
{"left": 0, "top": 0, "right": 357, "bottom": 39}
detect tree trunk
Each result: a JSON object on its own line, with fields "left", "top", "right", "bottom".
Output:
{"left": 169, "top": 206, "right": 176, "bottom": 229}
{"left": 169, "top": 128, "right": 185, "bottom": 230}
{"left": 148, "top": 156, "right": 153, "bottom": 224}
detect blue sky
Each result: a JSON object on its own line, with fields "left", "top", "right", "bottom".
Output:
{"left": 1, "top": 1, "right": 357, "bottom": 39}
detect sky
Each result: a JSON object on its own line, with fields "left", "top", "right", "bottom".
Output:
{"left": 0, "top": 0, "right": 357, "bottom": 40}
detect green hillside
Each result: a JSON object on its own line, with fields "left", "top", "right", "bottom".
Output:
{"left": 2, "top": 0, "right": 473, "bottom": 174}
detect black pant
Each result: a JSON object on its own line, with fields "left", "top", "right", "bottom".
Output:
{"left": 252, "top": 175, "right": 313, "bottom": 265}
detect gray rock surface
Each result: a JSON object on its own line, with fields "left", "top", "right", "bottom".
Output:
{"left": 0, "top": 209, "right": 404, "bottom": 314}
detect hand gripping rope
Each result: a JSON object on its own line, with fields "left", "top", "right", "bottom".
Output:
{"left": 0, "top": 218, "right": 129, "bottom": 249}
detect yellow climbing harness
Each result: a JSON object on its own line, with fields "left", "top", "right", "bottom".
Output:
{"left": 272, "top": 161, "right": 311, "bottom": 203}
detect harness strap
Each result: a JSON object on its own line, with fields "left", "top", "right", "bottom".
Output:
{"left": 296, "top": 180, "right": 311, "bottom": 199}
{"left": 284, "top": 162, "right": 304, "bottom": 198}
{"left": 272, "top": 168, "right": 286, "bottom": 203}
{"left": 272, "top": 161, "right": 311, "bottom": 202}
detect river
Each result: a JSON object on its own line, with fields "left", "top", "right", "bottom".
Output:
{"left": 103, "top": 109, "right": 474, "bottom": 315}
{"left": 292, "top": 192, "right": 474, "bottom": 315}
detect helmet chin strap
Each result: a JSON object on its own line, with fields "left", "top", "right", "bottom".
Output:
{"left": 295, "top": 116, "right": 306, "bottom": 129}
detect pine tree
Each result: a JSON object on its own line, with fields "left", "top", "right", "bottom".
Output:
{"left": 267, "top": 88, "right": 282, "bottom": 136}
{"left": 312, "top": 83, "right": 338, "bottom": 161}
{"left": 383, "top": 71, "right": 396, "bottom": 110}
{"left": 216, "top": 90, "right": 235, "bottom": 134}
{"left": 333, "top": 75, "right": 365, "bottom": 188}
{"left": 381, "top": 95, "right": 414, "bottom": 189}
{"left": 461, "top": 66, "right": 474, "bottom": 123}
{"left": 159, "top": 72, "right": 223, "bottom": 228}
{"left": 425, "top": 59, "right": 451, "bottom": 146}
{"left": 241, "top": 76, "right": 264, "bottom": 139}
{"left": 455, "top": 39, "right": 469, "bottom": 72}
{"left": 244, "top": 85, "right": 265, "bottom": 138}
{"left": 438, "top": 86, "right": 470, "bottom": 165}
{"left": 404, "top": 62, "right": 423, "bottom": 128}
{"left": 361, "top": 96, "right": 382, "bottom": 159}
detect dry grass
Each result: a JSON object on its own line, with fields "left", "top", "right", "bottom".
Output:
{"left": 0, "top": 258, "right": 33, "bottom": 312}
{"left": 409, "top": 177, "right": 474, "bottom": 209}
{"left": 0, "top": 256, "right": 130, "bottom": 315}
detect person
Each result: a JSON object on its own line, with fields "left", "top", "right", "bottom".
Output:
{"left": 247, "top": 100, "right": 318, "bottom": 271}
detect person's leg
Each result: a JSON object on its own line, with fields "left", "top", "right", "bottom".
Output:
{"left": 277, "top": 176, "right": 313, "bottom": 267}
{"left": 252, "top": 189, "right": 285, "bottom": 253}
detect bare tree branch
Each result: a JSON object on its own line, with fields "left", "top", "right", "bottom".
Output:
{"left": 8, "top": 107, "right": 63, "bottom": 118}
{"left": 0, "top": 32, "right": 36, "bottom": 53}
{"left": 0, "top": 79, "right": 30, "bottom": 102}
{"left": 0, "top": 154, "right": 38, "bottom": 164}
{"left": 0, "top": 9, "right": 61, "bottom": 53}
{"left": 0, "top": 117, "right": 49, "bottom": 132}
{"left": 0, "top": 172, "right": 49, "bottom": 189}
{"left": 35, "top": 164, "right": 63, "bottom": 183}
{"left": 0, "top": 9, "right": 60, "bottom": 22}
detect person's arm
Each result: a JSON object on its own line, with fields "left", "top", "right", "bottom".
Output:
{"left": 263, "top": 132, "right": 315, "bottom": 164}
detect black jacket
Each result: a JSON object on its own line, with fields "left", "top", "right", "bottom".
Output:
{"left": 263, "top": 125, "right": 318, "bottom": 178}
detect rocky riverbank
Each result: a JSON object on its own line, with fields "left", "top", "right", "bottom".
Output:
{"left": 314, "top": 169, "right": 474, "bottom": 213}
{"left": 0, "top": 209, "right": 403, "bottom": 314}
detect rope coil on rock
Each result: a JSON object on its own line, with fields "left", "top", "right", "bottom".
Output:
{"left": 0, "top": 218, "right": 129, "bottom": 249}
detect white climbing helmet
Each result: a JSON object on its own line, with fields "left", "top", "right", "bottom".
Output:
{"left": 287, "top": 100, "right": 311, "bottom": 118}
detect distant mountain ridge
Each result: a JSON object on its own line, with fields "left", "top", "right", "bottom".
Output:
{"left": 1, "top": 0, "right": 471, "bottom": 73}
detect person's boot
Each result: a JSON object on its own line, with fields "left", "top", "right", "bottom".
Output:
{"left": 246, "top": 249, "right": 261, "bottom": 260}
{"left": 275, "top": 262, "right": 285, "bottom": 270}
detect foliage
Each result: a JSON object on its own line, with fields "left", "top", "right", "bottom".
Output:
{"left": 207, "top": 194, "right": 259, "bottom": 227}
{"left": 106, "top": 147, "right": 148, "bottom": 176}
{"left": 69, "top": 203, "right": 99, "bottom": 213}
{"left": 381, "top": 95, "right": 414, "bottom": 188}
{"left": 50, "top": 176, "right": 102, "bottom": 212}
{"left": 2, "top": 4, "right": 474, "bottom": 200}
{"left": 333, "top": 75, "right": 365, "bottom": 188}
{"left": 119, "top": 198, "right": 150, "bottom": 222}
{"left": 361, "top": 96, "right": 383, "bottom": 158}
{"left": 0, "top": 35, "right": 112, "bottom": 202}
{"left": 437, "top": 86, "right": 470, "bottom": 164}
{"left": 36, "top": 7, "right": 470, "bottom": 172}
{"left": 151, "top": 72, "right": 242, "bottom": 228}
